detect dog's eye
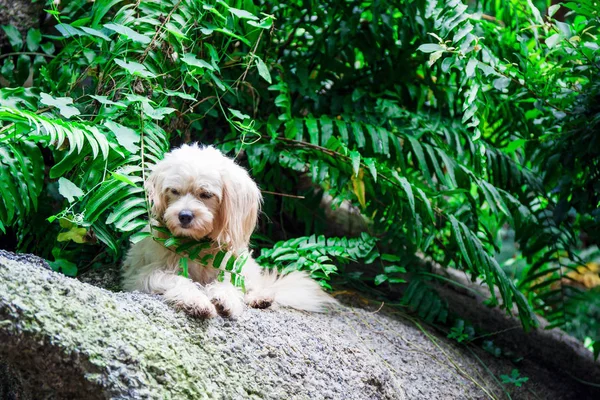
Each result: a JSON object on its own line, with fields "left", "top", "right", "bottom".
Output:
{"left": 200, "top": 192, "right": 214, "bottom": 199}
{"left": 170, "top": 188, "right": 180, "bottom": 196}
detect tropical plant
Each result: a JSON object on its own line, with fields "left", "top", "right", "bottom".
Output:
{"left": 1, "top": 0, "right": 599, "bottom": 356}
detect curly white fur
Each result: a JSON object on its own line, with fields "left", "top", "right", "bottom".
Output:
{"left": 122, "top": 144, "right": 335, "bottom": 318}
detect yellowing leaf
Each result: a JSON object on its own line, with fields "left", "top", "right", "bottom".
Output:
{"left": 428, "top": 50, "right": 444, "bottom": 67}
{"left": 351, "top": 169, "right": 366, "bottom": 208}
{"left": 57, "top": 227, "right": 88, "bottom": 243}
{"left": 58, "top": 218, "right": 74, "bottom": 229}
{"left": 567, "top": 262, "right": 600, "bottom": 288}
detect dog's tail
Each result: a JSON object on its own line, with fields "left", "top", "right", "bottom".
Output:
{"left": 250, "top": 269, "right": 337, "bottom": 312}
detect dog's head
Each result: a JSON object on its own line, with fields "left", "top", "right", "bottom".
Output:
{"left": 145, "top": 144, "right": 262, "bottom": 251}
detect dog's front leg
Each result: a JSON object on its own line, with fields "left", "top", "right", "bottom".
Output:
{"left": 206, "top": 280, "right": 245, "bottom": 318}
{"left": 141, "top": 269, "right": 217, "bottom": 318}
{"left": 240, "top": 258, "right": 275, "bottom": 309}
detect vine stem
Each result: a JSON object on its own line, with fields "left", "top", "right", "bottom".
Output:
{"left": 237, "top": 29, "right": 264, "bottom": 87}
{"left": 180, "top": 96, "right": 217, "bottom": 117}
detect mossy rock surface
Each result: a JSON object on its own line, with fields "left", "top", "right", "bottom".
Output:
{"left": 0, "top": 250, "right": 597, "bottom": 399}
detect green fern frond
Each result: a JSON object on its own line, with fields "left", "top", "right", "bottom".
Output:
{"left": 266, "top": 112, "right": 539, "bottom": 327}
{"left": 257, "top": 233, "right": 381, "bottom": 289}
{"left": 402, "top": 279, "right": 449, "bottom": 324}
{"left": 0, "top": 107, "right": 111, "bottom": 160}
{"left": 0, "top": 142, "right": 44, "bottom": 229}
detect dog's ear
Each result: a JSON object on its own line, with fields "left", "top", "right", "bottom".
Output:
{"left": 145, "top": 165, "right": 167, "bottom": 220}
{"left": 213, "top": 165, "right": 262, "bottom": 252}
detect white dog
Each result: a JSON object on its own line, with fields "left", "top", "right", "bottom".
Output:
{"left": 122, "top": 144, "right": 334, "bottom": 318}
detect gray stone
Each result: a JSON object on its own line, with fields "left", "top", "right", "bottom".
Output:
{"left": 0, "top": 250, "right": 598, "bottom": 399}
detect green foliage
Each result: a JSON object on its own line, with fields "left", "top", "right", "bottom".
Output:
{"left": 402, "top": 278, "right": 449, "bottom": 324}
{"left": 482, "top": 340, "right": 503, "bottom": 358}
{"left": 411, "top": 0, "right": 600, "bottom": 347}
{"left": 1, "top": 0, "right": 599, "bottom": 356}
{"left": 147, "top": 226, "right": 249, "bottom": 288}
{"left": 257, "top": 233, "right": 390, "bottom": 289}
{"left": 500, "top": 369, "right": 529, "bottom": 388}
{"left": 566, "top": 286, "right": 600, "bottom": 358}
{"left": 447, "top": 319, "right": 475, "bottom": 343}
{"left": 0, "top": 0, "right": 268, "bottom": 268}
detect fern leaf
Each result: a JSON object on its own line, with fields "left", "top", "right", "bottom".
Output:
{"left": 395, "top": 173, "right": 416, "bottom": 219}
{"left": 0, "top": 107, "right": 113, "bottom": 159}
{"left": 351, "top": 122, "right": 366, "bottom": 148}
{"left": 406, "top": 136, "right": 433, "bottom": 185}
{"left": 305, "top": 117, "right": 319, "bottom": 145}
{"left": 449, "top": 215, "right": 473, "bottom": 270}
{"left": 84, "top": 179, "right": 144, "bottom": 224}
{"left": 335, "top": 120, "right": 349, "bottom": 143}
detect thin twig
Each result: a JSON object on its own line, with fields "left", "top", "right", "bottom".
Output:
{"left": 410, "top": 318, "right": 497, "bottom": 399}
{"left": 549, "top": 24, "right": 599, "bottom": 72}
{"left": 481, "top": 14, "right": 505, "bottom": 27}
{"left": 488, "top": 63, "right": 570, "bottom": 114}
{"left": 370, "top": 301, "right": 385, "bottom": 314}
{"left": 469, "top": 326, "right": 521, "bottom": 342}
{"left": 260, "top": 190, "right": 305, "bottom": 199}
{"left": 465, "top": 346, "right": 513, "bottom": 400}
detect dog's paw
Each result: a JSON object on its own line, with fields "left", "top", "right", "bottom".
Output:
{"left": 211, "top": 296, "right": 244, "bottom": 318}
{"left": 206, "top": 282, "right": 245, "bottom": 318}
{"left": 245, "top": 292, "right": 274, "bottom": 309}
{"left": 174, "top": 297, "right": 217, "bottom": 319}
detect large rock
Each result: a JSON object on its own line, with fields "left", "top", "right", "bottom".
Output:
{"left": 0, "top": 250, "right": 598, "bottom": 399}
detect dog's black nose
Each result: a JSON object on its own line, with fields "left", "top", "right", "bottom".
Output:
{"left": 178, "top": 210, "right": 194, "bottom": 226}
